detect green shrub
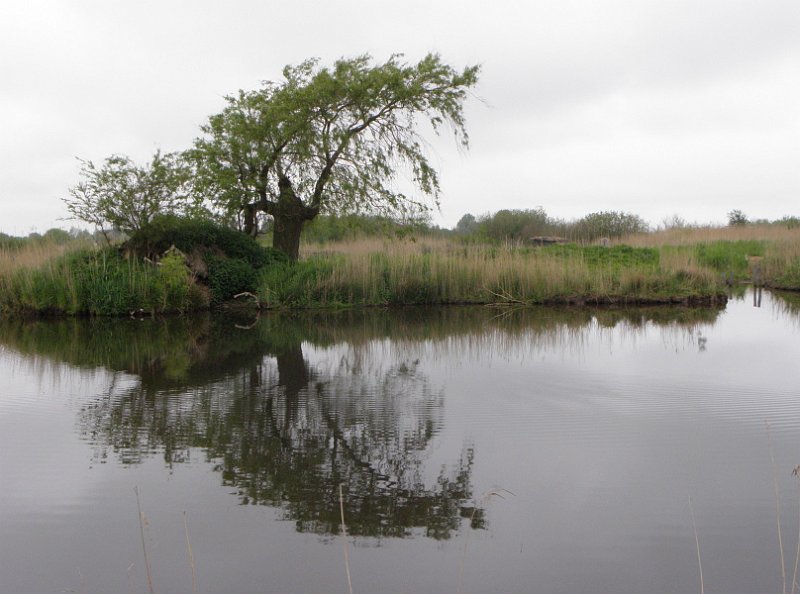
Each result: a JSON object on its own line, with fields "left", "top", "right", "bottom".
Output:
{"left": 125, "top": 215, "right": 287, "bottom": 269}
{"left": 571, "top": 211, "right": 649, "bottom": 241}
{"left": 207, "top": 257, "right": 258, "bottom": 304}
{"left": 149, "top": 252, "right": 198, "bottom": 312}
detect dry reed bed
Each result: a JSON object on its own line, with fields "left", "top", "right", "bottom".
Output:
{"left": 286, "top": 237, "right": 723, "bottom": 307}
{"left": 0, "top": 241, "right": 72, "bottom": 276}
{"left": 620, "top": 224, "right": 800, "bottom": 247}
{"left": 621, "top": 225, "right": 800, "bottom": 289}
{"left": 5, "top": 228, "right": 798, "bottom": 314}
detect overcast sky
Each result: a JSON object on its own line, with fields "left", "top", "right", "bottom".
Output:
{"left": 1, "top": 0, "right": 798, "bottom": 235}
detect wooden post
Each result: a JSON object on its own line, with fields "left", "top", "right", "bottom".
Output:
{"left": 745, "top": 255, "right": 764, "bottom": 287}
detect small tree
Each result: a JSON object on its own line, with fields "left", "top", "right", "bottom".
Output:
{"left": 454, "top": 213, "right": 479, "bottom": 235}
{"left": 191, "top": 53, "right": 479, "bottom": 260}
{"left": 572, "top": 211, "right": 649, "bottom": 241}
{"left": 478, "top": 208, "right": 553, "bottom": 242}
{"left": 64, "top": 151, "right": 201, "bottom": 243}
{"left": 727, "top": 209, "right": 749, "bottom": 226}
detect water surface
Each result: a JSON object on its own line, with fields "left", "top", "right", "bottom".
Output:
{"left": 1, "top": 291, "right": 799, "bottom": 593}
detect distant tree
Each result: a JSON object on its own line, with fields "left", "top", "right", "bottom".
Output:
{"left": 0, "top": 232, "right": 25, "bottom": 250}
{"left": 303, "top": 213, "right": 433, "bottom": 244}
{"left": 727, "top": 209, "right": 749, "bottom": 226}
{"left": 660, "top": 214, "right": 687, "bottom": 230}
{"left": 479, "top": 208, "right": 552, "bottom": 242}
{"left": 454, "top": 213, "right": 478, "bottom": 235}
{"left": 63, "top": 152, "right": 202, "bottom": 243}
{"left": 572, "top": 211, "right": 649, "bottom": 241}
{"left": 190, "top": 53, "right": 479, "bottom": 260}
{"left": 42, "top": 228, "right": 72, "bottom": 245}
{"left": 776, "top": 215, "right": 800, "bottom": 229}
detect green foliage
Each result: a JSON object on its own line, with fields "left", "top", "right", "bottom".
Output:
{"left": 63, "top": 151, "right": 203, "bottom": 240}
{"left": 190, "top": 53, "right": 479, "bottom": 257}
{"left": 454, "top": 213, "right": 479, "bottom": 235}
{"left": 694, "top": 240, "right": 764, "bottom": 276}
{"left": 777, "top": 215, "right": 800, "bottom": 229}
{"left": 455, "top": 209, "right": 648, "bottom": 244}
{"left": 41, "top": 228, "right": 73, "bottom": 245}
{"left": 544, "top": 244, "right": 659, "bottom": 269}
{"left": 727, "top": 209, "right": 749, "bottom": 226}
{"left": 259, "top": 259, "right": 345, "bottom": 307}
{"left": 126, "top": 215, "right": 287, "bottom": 268}
{"left": 773, "top": 258, "right": 800, "bottom": 289}
{"left": 302, "top": 213, "right": 433, "bottom": 243}
{"left": 0, "top": 228, "right": 92, "bottom": 251}
{"left": 207, "top": 257, "right": 258, "bottom": 304}
{"left": 150, "top": 252, "right": 199, "bottom": 313}
{"left": 0, "top": 232, "right": 26, "bottom": 251}
{"left": 478, "top": 208, "right": 555, "bottom": 242}
{"left": 0, "top": 247, "right": 209, "bottom": 316}
{"left": 572, "top": 211, "right": 649, "bottom": 241}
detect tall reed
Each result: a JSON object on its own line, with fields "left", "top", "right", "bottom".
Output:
{"left": 260, "top": 238, "right": 724, "bottom": 307}
{"left": 0, "top": 247, "right": 206, "bottom": 315}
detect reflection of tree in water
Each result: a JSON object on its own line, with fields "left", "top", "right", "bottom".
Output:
{"left": 0, "top": 304, "right": 728, "bottom": 538}
{"left": 64, "top": 314, "right": 479, "bottom": 539}
{"left": 197, "top": 346, "right": 473, "bottom": 538}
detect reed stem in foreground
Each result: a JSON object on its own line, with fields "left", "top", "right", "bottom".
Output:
{"left": 183, "top": 511, "right": 198, "bottom": 594}
{"left": 134, "top": 486, "right": 155, "bottom": 594}
{"left": 790, "top": 466, "right": 800, "bottom": 594}
{"left": 767, "top": 421, "right": 787, "bottom": 594}
{"left": 457, "top": 488, "right": 515, "bottom": 594}
{"left": 339, "top": 483, "right": 354, "bottom": 594}
{"left": 689, "top": 496, "right": 704, "bottom": 594}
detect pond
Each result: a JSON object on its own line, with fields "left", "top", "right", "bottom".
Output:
{"left": 1, "top": 289, "right": 800, "bottom": 594}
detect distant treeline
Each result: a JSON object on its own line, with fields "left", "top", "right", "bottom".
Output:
{"left": 452, "top": 209, "right": 648, "bottom": 243}
{"left": 299, "top": 208, "right": 800, "bottom": 245}
{"left": 4, "top": 208, "right": 799, "bottom": 250}
{"left": 0, "top": 228, "right": 106, "bottom": 251}
{"left": 293, "top": 209, "right": 651, "bottom": 244}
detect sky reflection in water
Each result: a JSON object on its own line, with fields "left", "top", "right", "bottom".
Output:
{"left": 1, "top": 292, "right": 799, "bottom": 593}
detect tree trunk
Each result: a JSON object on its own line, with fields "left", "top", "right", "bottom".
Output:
{"left": 276, "top": 345, "right": 309, "bottom": 429}
{"left": 243, "top": 203, "right": 258, "bottom": 237}
{"left": 269, "top": 176, "right": 319, "bottom": 261}
{"left": 273, "top": 214, "right": 305, "bottom": 261}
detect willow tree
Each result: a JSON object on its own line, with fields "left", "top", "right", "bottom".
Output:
{"left": 191, "top": 53, "right": 479, "bottom": 260}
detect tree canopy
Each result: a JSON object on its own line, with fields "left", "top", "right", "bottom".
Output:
{"left": 191, "top": 53, "right": 480, "bottom": 259}
{"left": 63, "top": 151, "right": 200, "bottom": 243}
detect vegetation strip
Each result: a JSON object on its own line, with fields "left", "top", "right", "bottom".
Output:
{"left": 4, "top": 213, "right": 800, "bottom": 316}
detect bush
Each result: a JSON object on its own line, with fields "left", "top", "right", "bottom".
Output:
{"left": 727, "top": 210, "right": 749, "bottom": 226}
{"left": 126, "top": 215, "right": 287, "bottom": 269}
{"left": 149, "top": 251, "right": 199, "bottom": 313}
{"left": 571, "top": 211, "right": 649, "bottom": 241}
{"left": 207, "top": 257, "right": 258, "bottom": 304}
{"left": 478, "top": 208, "right": 555, "bottom": 243}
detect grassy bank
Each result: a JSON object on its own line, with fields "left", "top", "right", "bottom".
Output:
{"left": 0, "top": 244, "right": 206, "bottom": 315}
{"left": 621, "top": 224, "right": 800, "bottom": 289}
{"left": 6, "top": 223, "right": 800, "bottom": 315}
{"left": 258, "top": 238, "right": 725, "bottom": 308}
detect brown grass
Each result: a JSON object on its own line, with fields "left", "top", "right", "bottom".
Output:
{"left": 619, "top": 224, "right": 800, "bottom": 247}
{"left": 303, "top": 237, "right": 599, "bottom": 302}
{"left": 0, "top": 241, "right": 74, "bottom": 277}
{"left": 286, "top": 236, "right": 723, "bottom": 306}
